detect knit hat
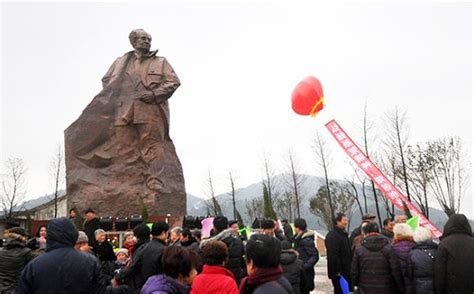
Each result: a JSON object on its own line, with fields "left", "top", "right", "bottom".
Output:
{"left": 76, "top": 231, "right": 89, "bottom": 244}
{"left": 116, "top": 248, "right": 129, "bottom": 257}
{"left": 213, "top": 216, "right": 228, "bottom": 232}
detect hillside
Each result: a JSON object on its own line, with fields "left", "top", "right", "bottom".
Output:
{"left": 186, "top": 174, "right": 452, "bottom": 233}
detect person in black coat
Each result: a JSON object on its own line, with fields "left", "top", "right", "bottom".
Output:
{"left": 15, "top": 217, "right": 106, "bottom": 293}
{"left": 113, "top": 223, "right": 151, "bottom": 293}
{"left": 84, "top": 208, "right": 100, "bottom": 247}
{"left": 280, "top": 240, "right": 307, "bottom": 294}
{"left": 351, "top": 222, "right": 404, "bottom": 294}
{"left": 325, "top": 213, "right": 352, "bottom": 294}
{"left": 294, "top": 218, "right": 319, "bottom": 294}
{"left": 282, "top": 219, "right": 295, "bottom": 244}
{"left": 239, "top": 234, "right": 293, "bottom": 294}
{"left": 93, "top": 229, "right": 116, "bottom": 262}
{"left": 0, "top": 227, "right": 37, "bottom": 293}
{"left": 406, "top": 227, "right": 437, "bottom": 294}
{"left": 200, "top": 216, "right": 245, "bottom": 286}
{"left": 140, "top": 221, "right": 169, "bottom": 280}
{"left": 434, "top": 214, "right": 474, "bottom": 294}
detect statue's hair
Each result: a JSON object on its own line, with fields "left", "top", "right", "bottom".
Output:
{"left": 129, "top": 29, "right": 151, "bottom": 45}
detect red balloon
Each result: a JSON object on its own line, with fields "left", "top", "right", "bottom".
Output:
{"left": 291, "top": 76, "right": 325, "bottom": 117}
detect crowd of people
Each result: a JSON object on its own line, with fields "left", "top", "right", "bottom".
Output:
{"left": 325, "top": 212, "right": 474, "bottom": 294}
{"left": 0, "top": 209, "right": 319, "bottom": 294}
{"left": 1, "top": 209, "right": 473, "bottom": 294}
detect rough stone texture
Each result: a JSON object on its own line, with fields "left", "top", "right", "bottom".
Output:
{"left": 65, "top": 29, "right": 186, "bottom": 218}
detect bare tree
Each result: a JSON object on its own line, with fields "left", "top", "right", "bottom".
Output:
{"left": 313, "top": 131, "right": 335, "bottom": 223}
{"left": 228, "top": 171, "right": 237, "bottom": 220}
{"left": 50, "top": 144, "right": 65, "bottom": 218}
{"left": 361, "top": 102, "right": 383, "bottom": 228}
{"left": 425, "top": 137, "right": 469, "bottom": 217}
{"left": 406, "top": 144, "right": 433, "bottom": 219}
{"left": 205, "top": 170, "right": 223, "bottom": 216}
{"left": 262, "top": 151, "right": 279, "bottom": 217}
{"left": 1, "top": 158, "right": 27, "bottom": 220}
{"left": 274, "top": 190, "right": 294, "bottom": 221}
{"left": 384, "top": 107, "right": 411, "bottom": 202}
{"left": 283, "top": 150, "right": 307, "bottom": 219}
{"left": 309, "top": 181, "right": 355, "bottom": 230}
{"left": 245, "top": 198, "right": 263, "bottom": 223}
{"left": 380, "top": 152, "right": 399, "bottom": 217}
{"left": 353, "top": 169, "right": 369, "bottom": 213}
{"left": 345, "top": 177, "right": 363, "bottom": 217}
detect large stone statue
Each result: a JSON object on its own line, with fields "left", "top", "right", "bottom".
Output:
{"left": 65, "top": 29, "right": 186, "bottom": 218}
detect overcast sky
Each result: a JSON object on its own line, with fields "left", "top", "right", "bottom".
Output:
{"left": 1, "top": 1, "right": 472, "bottom": 217}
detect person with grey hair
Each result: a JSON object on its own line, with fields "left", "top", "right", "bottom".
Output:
{"left": 406, "top": 227, "right": 437, "bottom": 294}
{"left": 392, "top": 223, "right": 416, "bottom": 294}
{"left": 92, "top": 228, "right": 116, "bottom": 263}
{"left": 169, "top": 227, "right": 183, "bottom": 247}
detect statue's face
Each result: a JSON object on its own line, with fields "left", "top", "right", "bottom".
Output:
{"left": 133, "top": 31, "right": 152, "bottom": 51}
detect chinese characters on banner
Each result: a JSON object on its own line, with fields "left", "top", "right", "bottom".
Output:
{"left": 325, "top": 119, "right": 442, "bottom": 238}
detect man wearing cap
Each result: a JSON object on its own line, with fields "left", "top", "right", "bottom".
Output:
{"left": 0, "top": 227, "right": 37, "bottom": 292}
{"left": 83, "top": 208, "right": 100, "bottom": 248}
{"left": 16, "top": 218, "right": 106, "bottom": 293}
{"left": 349, "top": 213, "right": 376, "bottom": 249}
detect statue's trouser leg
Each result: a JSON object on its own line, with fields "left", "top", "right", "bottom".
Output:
{"left": 135, "top": 122, "right": 166, "bottom": 189}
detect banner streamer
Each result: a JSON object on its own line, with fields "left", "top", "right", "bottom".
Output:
{"left": 325, "top": 119, "right": 442, "bottom": 238}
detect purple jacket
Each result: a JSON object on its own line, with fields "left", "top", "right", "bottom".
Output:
{"left": 392, "top": 239, "right": 416, "bottom": 294}
{"left": 141, "top": 274, "right": 190, "bottom": 294}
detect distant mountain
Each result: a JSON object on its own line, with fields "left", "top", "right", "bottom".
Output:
{"left": 186, "top": 174, "right": 453, "bottom": 233}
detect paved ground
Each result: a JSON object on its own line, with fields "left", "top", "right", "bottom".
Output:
{"left": 311, "top": 256, "right": 334, "bottom": 294}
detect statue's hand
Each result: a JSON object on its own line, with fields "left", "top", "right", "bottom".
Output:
{"left": 138, "top": 92, "right": 155, "bottom": 104}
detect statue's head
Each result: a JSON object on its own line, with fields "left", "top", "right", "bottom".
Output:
{"left": 129, "top": 29, "right": 152, "bottom": 52}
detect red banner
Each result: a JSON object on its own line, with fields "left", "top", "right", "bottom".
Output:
{"left": 325, "top": 119, "right": 442, "bottom": 238}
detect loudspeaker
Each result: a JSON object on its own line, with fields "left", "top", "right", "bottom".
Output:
{"left": 130, "top": 215, "right": 143, "bottom": 229}
{"left": 183, "top": 216, "right": 196, "bottom": 229}
{"left": 115, "top": 217, "right": 128, "bottom": 231}
{"left": 99, "top": 216, "right": 113, "bottom": 231}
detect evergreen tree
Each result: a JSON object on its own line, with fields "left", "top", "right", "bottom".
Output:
{"left": 139, "top": 196, "right": 149, "bottom": 223}
{"left": 262, "top": 183, "right": 277, "bottom": 219}
{"left": 236, "top": 208, "right": 245, "bottom": 229}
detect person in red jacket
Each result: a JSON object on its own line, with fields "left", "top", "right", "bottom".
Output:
{"left": 191, "top": 240, "right": 238, "bottom": 294}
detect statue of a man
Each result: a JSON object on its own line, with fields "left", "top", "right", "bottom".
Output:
{"left": 104, "top": 29, "right": 180, "bottom": 191}
{"left": 65, "top": 29, "right": 186, "bottom": 217}
{"left": 72, "top": 29, "right": 180, "bottom": 191}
